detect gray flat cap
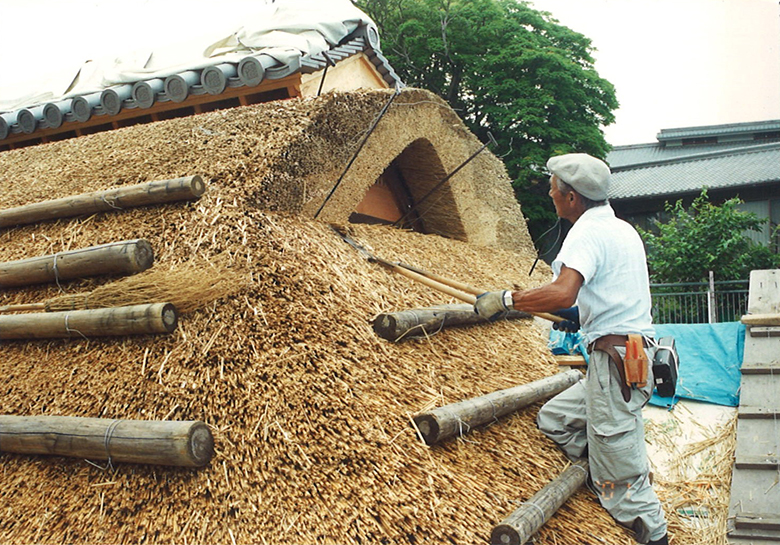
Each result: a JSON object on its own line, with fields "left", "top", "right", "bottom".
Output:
{"left": 547, "top": 153, "right": 610, "bottom": 201}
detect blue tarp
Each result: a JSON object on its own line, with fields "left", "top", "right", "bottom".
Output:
{"left": 650, "top": 322, "right": 745, "bottom": 408}
{"left": 549, "top": 322, "right": 745, "bottom": 409}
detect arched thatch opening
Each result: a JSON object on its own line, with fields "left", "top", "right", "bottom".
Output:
{"left": 349, "top": 138, "right": 467, "bottom": 240}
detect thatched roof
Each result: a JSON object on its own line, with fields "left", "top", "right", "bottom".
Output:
{"left": 0, "top": 88, "right": 629, "bottom": 544}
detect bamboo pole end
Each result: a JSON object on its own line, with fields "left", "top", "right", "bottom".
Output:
{"left": 187, "top": 421, "right": 215, "bottom": 467}
{"left": 412, "top": 414, "right": 440, "bottom": 446}
{"left": 161, "top": 303, "right": 179, "bottom": 333}
{"left": 490, "top": 525, "right": 521, "bottom": 545}
{"left": 188, "top": 175, "right": 206, "bottom": 197}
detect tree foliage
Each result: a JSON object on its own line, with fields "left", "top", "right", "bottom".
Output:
{"left": 356, "top": 0, "right": 619, "bottom": 241}
{"left": 639, "top": 190, "right": 780, "bottom": 283}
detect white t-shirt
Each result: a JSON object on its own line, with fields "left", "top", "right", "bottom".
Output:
{"left": 552, "top": 204, "right": 655, "bottom": 344}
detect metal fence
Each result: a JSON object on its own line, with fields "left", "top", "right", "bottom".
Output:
{"left": 650, "top": 278, "right": 749, "bottom": 324}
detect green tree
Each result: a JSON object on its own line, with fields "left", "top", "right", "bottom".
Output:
{"left": 639, "top": 190, "right": 780, "bottom": 283}
{"left": 356, "top": 0, "right": 619, "bottom": 241}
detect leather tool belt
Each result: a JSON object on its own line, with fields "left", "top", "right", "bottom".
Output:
{"left": 590, "top": 334, "right": 650, "bottom": 402}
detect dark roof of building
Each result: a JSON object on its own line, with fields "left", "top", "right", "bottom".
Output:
{"left": 0, "top": 25, "right": 401, "bottom": 145}
{"left": 607, "top": 119, "right": 780, "bottom": 201}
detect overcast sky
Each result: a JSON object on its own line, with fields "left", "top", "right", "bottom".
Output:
{"left": 530, "top": 0, "right": 780, "bottom": 145}
{"left": 0, "top": 0, "right": 778, "bottom": 146}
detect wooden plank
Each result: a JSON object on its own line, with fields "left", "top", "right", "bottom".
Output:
{"left": 743, "top": 314, "right": 780, "bottom": 326}
{"left": 729, "top": 468, "right": 780, "bottom": 529}
{"left": 555, "top": 355, "right": 587, "bottom": 368}
{"left": 729, "top": 527, "right": 780, "bottom": 542}
{"left": 749, "top": 326, "right": 780, "bottom": 337}
{"left": 740, "top": 407, "right": 780, "bottom": 419}
{"left": 728, "top": 537, "right": 780, "bottom": 544}
{"left": 736, "top": 513, "right": 780, "bottom": 531}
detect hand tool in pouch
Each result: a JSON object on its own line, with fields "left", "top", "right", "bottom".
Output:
{"left": 624, "top": 334, "right": 648, "bottom": 389}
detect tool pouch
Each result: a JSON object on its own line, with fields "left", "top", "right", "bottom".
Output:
{"left": 652, "top": 336, "right": 678, "bottom": 398}
{"left": 624, "top": 334, "right": 648, "bottom": 389}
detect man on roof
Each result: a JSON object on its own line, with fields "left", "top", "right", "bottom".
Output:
{"left": 474, "top": 153, "right": 668, "bottom": 545}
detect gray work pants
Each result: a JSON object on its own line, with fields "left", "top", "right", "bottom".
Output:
{"left": 537, "top": 345, "right": 667, "bottom": 543}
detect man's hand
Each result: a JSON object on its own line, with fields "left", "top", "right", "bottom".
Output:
{"left": 474, "top": 290, "right": 513, "bottom": 322}
{"left": 552, "top": 306, "right": 580, "bottom": 333}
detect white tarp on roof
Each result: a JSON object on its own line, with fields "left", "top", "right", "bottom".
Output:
{"left": 0, "top": 0, "right": 375, "bottom": 112}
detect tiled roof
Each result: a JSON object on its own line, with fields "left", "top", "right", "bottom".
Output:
{"left": 656, "top": 119, "right": 780, "bottom": 141}
{"left": 607, "top": 139, "right": 775, "bottom": 169}
{"left": 608, "top": 143, "right": 780, "bottom": 201}
{"left": 0, "top": 25, "right": 401, "bottom": 143}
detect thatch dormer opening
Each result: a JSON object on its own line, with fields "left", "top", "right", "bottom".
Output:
{"left": 349, "top": 138, "right": 467, "bottom": 240}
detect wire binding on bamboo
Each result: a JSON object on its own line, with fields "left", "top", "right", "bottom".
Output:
{"left": 0, "top": 239, "right": 154, "bottom": 288}
{"left": 0, "top": 303, "right": 177, "bottom": 340}
{"left": 491, "top": 460, "right": 589, "bottom": 545}
{"left": 0, "top": 175, "right": 206, "bottom": 228}
{"left": 0, "top": 416, "right": 214, "bottom": 467}
{"left": 413, "top": 370, "right": 582, "bottom": 445}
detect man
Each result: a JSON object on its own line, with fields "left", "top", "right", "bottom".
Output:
{"left": 474, "top": 153, "right": 668, "bottom": 545}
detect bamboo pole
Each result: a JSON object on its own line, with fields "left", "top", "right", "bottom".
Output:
{"left": 0, "top": 416, "right": 214, "bottom": 467}
{"left": 490, "top": 459, "right": 589, "bottom": 545}
{"left": 0, "top": 239, "right": 154, "bottom": 288}
{"left": 413, "top": 369, "right": 581, "bottom": 445}
{"left": 377, "top": 258, "right": 563, "bottom": 324}
{"left": 0, "top": 303, "right": 177, "bottom": 339}
{"left": 0, "top": 175, "right": 205, "bottom": 228}
{"left": 373, "top": 303, "right": 533, "bottom": 341}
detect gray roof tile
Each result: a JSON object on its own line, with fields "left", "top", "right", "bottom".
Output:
{"left": 609, "top": 143, "right": 780, "bottom": 201}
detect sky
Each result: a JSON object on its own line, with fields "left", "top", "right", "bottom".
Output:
{"left": 530, "top": 0, "right": 780, "bottom": 144}
{"left": 0, "top": 0, "right": 779, "bottom": 146}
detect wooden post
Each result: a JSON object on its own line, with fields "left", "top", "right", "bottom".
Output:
{"left": 0, "top": 239, "right": 154, "bottom": 288}
{"left": 0, "top": 416, "right": 214, "bottom": 467}
{"left": 491, "top": 459, "right": 589, "bottom": 545}
{"left": 413, "top": 370, "right": 581, "bottom": 445}
{"left": 0, "top": 175, "right": 205, "bottom": 228}
{"left": 373, "top": 303, "right": 533, "bottom": 341}
{"left": 0, "top": 303, "right": 177, "bottom": 339}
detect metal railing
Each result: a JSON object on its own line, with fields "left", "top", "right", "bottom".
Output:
{"left": 650, "top": 278, "right": 749, "bottom": 324}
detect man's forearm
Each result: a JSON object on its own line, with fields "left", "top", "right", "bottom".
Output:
{"left": 510, "top": 284, "right": 577, "bottom": 313}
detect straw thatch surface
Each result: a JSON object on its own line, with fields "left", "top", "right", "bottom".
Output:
{"left": 0, "top": 88, "right": 642, "bottom": 544}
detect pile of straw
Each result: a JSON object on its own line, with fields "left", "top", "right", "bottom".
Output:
{"left": 0, "top": 89, "right": 638, "bottom": 544}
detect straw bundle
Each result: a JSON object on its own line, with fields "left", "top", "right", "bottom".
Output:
{"left": 42, "top": 256, "right": 249, "bottom": 313}
{"left": 0, "top": 89, "right": 635, "bottom": 544}
{"left": 646, "top": 407, "right": 738, "bottom": 545}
